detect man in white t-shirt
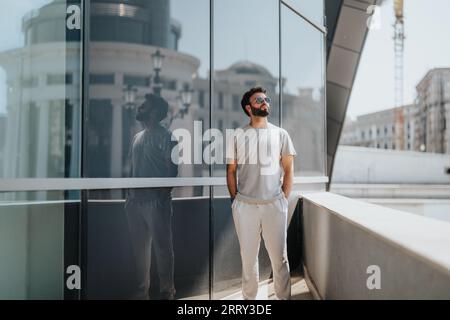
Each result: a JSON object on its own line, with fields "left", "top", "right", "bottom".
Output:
{"left": 226, "top": 87, "right": 297, "bottom": 300}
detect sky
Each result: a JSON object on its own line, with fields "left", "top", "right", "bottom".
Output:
{"left": 347, "top": 0, "right": 450, "bottom": 119}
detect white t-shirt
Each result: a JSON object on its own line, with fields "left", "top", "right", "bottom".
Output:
{"left": 226, "top": 122, "right": 297, "bottom": 201}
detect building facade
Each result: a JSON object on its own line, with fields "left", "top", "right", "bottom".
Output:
{"left": 341, "top": 104, "right": 418, "bottom": 151}
{"left": 341, "top": 68, "right": 450, "bottom": 155}
{"left": 415, "top": 68, "right": 450, "bottom": 153}
{"left": 0, "top": 0, "right": 328, "bottom": 299}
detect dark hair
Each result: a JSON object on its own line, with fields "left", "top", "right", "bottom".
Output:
{"left": 136, "top": 93, "right": 169, "bottom": 122}
{"left": 240, "top": 87, "right": 267, "bottom": 116}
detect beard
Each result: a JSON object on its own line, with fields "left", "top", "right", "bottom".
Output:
{"left": 135, "top": 111, "right": 148, "bottom": 121}
{"left": 135, "top": 108, "right": 153, "bottom": 122}
{"left": 250, "top": 106, "right": 269, "bottom": 117}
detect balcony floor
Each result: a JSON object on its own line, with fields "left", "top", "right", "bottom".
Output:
{"left": 180, "top": 269, "right": 313, "bottom": 300}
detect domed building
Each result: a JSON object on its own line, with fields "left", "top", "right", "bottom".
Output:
{"left": 217, "top": 61, "right": 277, "bottom": 89}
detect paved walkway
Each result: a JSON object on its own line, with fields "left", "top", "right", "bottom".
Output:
{"left": 181, "top": 270, "right": 313, "bottom": 300}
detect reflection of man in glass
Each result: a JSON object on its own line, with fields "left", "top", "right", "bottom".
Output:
{"left": 125, "top": 93, "right": 178, "bottom": 300}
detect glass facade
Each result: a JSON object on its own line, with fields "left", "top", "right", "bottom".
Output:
{"left": 212, "top": 0, "right": 280, "bottom": 179}
{"left": 0, "top": 0, "right": 81, "bottom": 180}
{"left": 281, "top": 5, "right": 326, "bottom": 176}
{"left": 86, "top": 0, "right": 211, "bottom": 186}
{"left": 0, "top": 190, "right": 77, "bottom": 299}
{"left": 85, "top": 188, "right": 210, "bottom": 299}
{"left": 283, "top": 0, "right": 325, "bottom": 27}
{"left": 0, "top": 0, "right": 326, "bottom": 299}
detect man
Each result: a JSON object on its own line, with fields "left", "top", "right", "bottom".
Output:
{"left": 125, "top": 93, "right": 178, "bottom": 300}
{"left": 226, "top": 87, "right": 296, "bottom": 300}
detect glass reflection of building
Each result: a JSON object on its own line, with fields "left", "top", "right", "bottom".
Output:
{"left": 0, "top": 0, "right": 324, "bottom": 184}
{"left": 0, "top": 0, "right": 327, "bottom": 300}
{"left": 0, "top": 0, "right": 81, "bottom": 184}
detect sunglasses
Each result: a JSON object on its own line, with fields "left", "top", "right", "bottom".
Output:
{"left": 253, "top": 96, "right": 271, "bottom": 105}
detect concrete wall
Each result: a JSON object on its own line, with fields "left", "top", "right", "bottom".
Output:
{"left": 330, "top": 184, "right": 450, "bottom": 199}
{"left": 364, "top": 199, "right": 450, "bottom": 223}
{"left": 302, "top": 192, "right": 450, "bottom": 299}
{"left": 331, "top": 146, "right": 450, "bottom": 184}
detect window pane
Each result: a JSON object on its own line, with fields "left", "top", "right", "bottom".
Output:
{"left": 123, "top": 75, "right": 150, "bottom": 87}
{"left": 85, "top": 187, "right": 210, "bottom": 300}
{"left": 90, "top": 73, "right": 115, "bottom": 85}
{"left": 0, "top": 0, "right": 82, "bottom": 178}
{"left": 0, "top": 190, "right": 79, "bottom": 299}
{"left": 86, "top": 0, "right": 210, "bottom": 189}
{"left": 213, "top": 0, "right": 280, "bottom": 177}
{"left": 283, "top": 0, "right": 324, "bottom": 27}
{"left": 282, "top": 5, "right": 326, "bottom": 176}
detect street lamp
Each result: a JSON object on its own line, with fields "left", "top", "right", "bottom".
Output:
{"left": 168, "top": 84, "right": 193, "bottom": 126}
{"left": 180, "top": 83, "right": 193, "bottom": 117}
{"left": 123, "top": 84, "right": 138, "bottom": 109}
{"left": 151, "top": 49, "right": 165, "bottom": 96}
{"left": 122, "top": 84, "right": 139, "bottom": 176}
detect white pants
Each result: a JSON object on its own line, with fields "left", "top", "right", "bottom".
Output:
{"left": 231, "top": 196, "right": 291, "bottom": 300}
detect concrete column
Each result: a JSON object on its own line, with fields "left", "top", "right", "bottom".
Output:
{"left": 110, "top": 101, "right": 123, "bottom": 177}
{"left": 36, "top": 102, "right": 49, "bottom": 178}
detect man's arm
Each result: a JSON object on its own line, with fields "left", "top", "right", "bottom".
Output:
{"left": 167, "top": 140, "right": 179, "bottom": 177}
{"left": 226, "top": 161, "right": 238, "bottom": 201}
{"left": 281, "top": 155, "right": 294, "bottom": 198}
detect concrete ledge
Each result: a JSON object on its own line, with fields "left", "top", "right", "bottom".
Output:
{"left": 330, "top": 184, "right": 450, "bottom": 199}
{"left": 332, "top": 146, "right": 450, "bottom": 184}
{"left": 302, "top": 192, "right": 450, "bottom": 299}
{"left": 303, "top": 265, "right": 322, "bottom": 300}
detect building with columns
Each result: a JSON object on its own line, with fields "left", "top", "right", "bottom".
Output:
{"left": 341, "top": 103, "right": 418, "bottom": 151}
{"left": 415, "top": 68, "right": 450, "bottom": 153}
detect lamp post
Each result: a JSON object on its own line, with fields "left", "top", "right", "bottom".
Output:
{"left": 168, "top": 84, "right": 193, "bottom": 126}
{"left": 151, "top": 49, "right": 165, "bottom": 96}
{"left": 122, "top": 84, "right": 138, "bottom": 177}
{"left": 180, "top": 83, "right": 193, "bottom": 118}
{"left": 123, "top": 84, "right": 137, "bottom": 109}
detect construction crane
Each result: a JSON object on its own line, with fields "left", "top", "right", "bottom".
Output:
{"left": 393, "top": 0, "right": 405, "bottom": 150}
